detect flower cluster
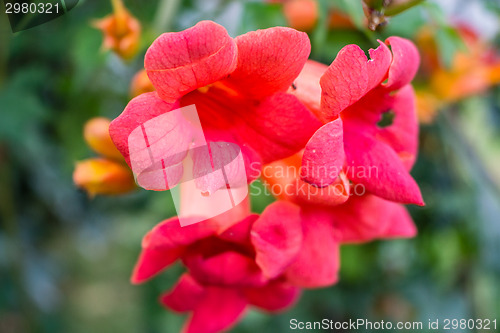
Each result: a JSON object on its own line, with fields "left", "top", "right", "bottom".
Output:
{"left": 416, "top": 24, "right": 500, "bottom": 123}
{"left": 106, "top": 20, "right": 423, "bottom": 332}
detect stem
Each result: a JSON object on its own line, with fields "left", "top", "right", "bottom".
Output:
{"left": 153, "top": 0, "right": 181, "bottom": 34}
{"left": 440, "top": 108, "right": 500, "bottom": 198}
{"left": 384, "top": 0, "right": 425, "bottom": 16}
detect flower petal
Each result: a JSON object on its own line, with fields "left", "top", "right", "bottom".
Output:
{"left": 261, "top": 152, "right": 350, "bottom": 207}
{"left": 184, "top": 250, "right": 266, "bottom": 287}
{"left": 145, "top": 21, "right": 237, "bottom": 102}
{"left": 343, "top": 128, "right": 424, "bottom": 205}
{"left": 239, "top": 93, "right": 322, "bottom": 164}
{"left": 382, "top": 204, "right": 417, "bottom": 239}
{"left": 301, "top": 118, "right": 345, "bottom": 187}
{"left": 320, "top": 41, "right": 392, "bottom": 121}
{"left": 377, "top": 85, "right": 419, "bottom": 170}
{"left": 383, "top": 36, "right": 420, "bottom": 90}
{"left": 244, "top": 279, "right": 301, "bottom": 312}
{"left": 160, "top": 274, "right": 206, "bottom": 312}
{"left": 225, "top": 27, "right": 311, "bottom": 98}
{"left": 131, "top": 218, "right": 218, "bottom": 283}
{"left": 251, "top": 201, "right": 303, "bottom": 279}
{"left": 218, "top": 214, "right": 259, "bottom": 245}
{"left": 285, "top": 209, "right": 340, "bottom": 288}
{"left": 183, "top": 287, "right": 247, "bottom": 333}
{"left": 109, "top": 92, "right": 179, "bottom": 166}
{"left": 331, "top": 194, "right": 417, "bottom": 243}
{"left": 131, "top": 246, "right": 184, "bottom": 284}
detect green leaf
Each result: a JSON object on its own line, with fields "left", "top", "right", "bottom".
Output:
{"left": 238, "top": 3, "right": 287, "bottom": 34}
{"left": 336, "top": 0, "right": 365, "bottom": 30}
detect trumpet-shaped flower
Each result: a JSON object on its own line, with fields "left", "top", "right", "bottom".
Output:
{"left": 295, "top": 37, "right": 424, "bottom": 205}
{"left": 110, "top": 21, "right": 321, "bottom": 194}
{"left": 132, "top": 200, "right": 305, "bottom": 332}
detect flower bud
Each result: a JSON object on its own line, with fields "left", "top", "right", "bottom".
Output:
{"left": 84, "top": 117, "right": 123, "bottom": 160}
{"left": 283, "top": 0, "right": 318, "bottom": 31}
{"left": 93, "top": 0, "right": 141, "bottom": 60}
{"left": 130, "top": 69, "right": 154, "bottom": 98}
{"left": 73, "top": 158, "right": 136, "bottom": 197}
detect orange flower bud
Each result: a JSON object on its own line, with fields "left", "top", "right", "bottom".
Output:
{"left": 73, "top": 158, "right": 136, "bottom": 197}
{"left": 283, "top": 0, "right": 318, "bottom": 31}
{"left": 84, "top": 117, "right": 122, "bottom": 160}
{"left": 130, "top": 69, "right": 155, "bottom": 98}
{"left": 93, "top": 0, "right": 141, "bottom": 60}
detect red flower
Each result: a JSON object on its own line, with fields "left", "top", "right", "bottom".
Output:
{"left": 296, "top": 37, "right": 424, "bottom": 205}
{"left": 109, "top": 21, "right": 321, "bottom": 193}
{"left": 161, "top": 274, "right": 299, "bottom": 333}
{"left": 131, "top": 200, "right": 304, "bottom": 333}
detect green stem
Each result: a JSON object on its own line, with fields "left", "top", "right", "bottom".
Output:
{"left": 153, "top": 0, "right": 181, "bottom": 34}
{"left": 384, "top": 0, "right": 425, "bottom": 16}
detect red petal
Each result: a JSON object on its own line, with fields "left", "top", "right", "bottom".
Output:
{"left": 382, "top": 204, "right": 417, "bottom": 239}
{"left": 239, "top": 93, "right": 322, "bottom": 164}
{"left": 383, "top": 36, "right": 420, "bottom": 90}
{"left": 343, "top": 128, "right": 424, "bottom": 205}
{"left": 131, "top": 218, "right": 218, "bottom": 283}
{"left": 183, "top": 287, "right": 247, "bottom": 333}
{"left": 301, "top": 118, "right": 345, "bottom": 187}
{"left": 218, "top": 214, "right": 259, "bottom": 245}
{"left": 131, "top": 246, "right": 184, "bottom": 284}
{"left": 320, "top": 41, "right": 392, "bottom": 121}
{"left": 225, "top": 27, "right": 310, "bottom": 98}
{"left": 340, "top": 84, "right": 419, "bottom": 171}
{"left": 377, "top": 85, "right": 419, "bottom": 170}
{"left": 261, "top": 153, "right": 350, "bottom": 207}
{"left": 244, "top": 279, "right": 301, "bottom": 312}
{"left": 145, "top": 21, "right": 237, "bottom": 102}
{"left": 109, "top": 92, "right": 179, "bottom": 166}
{"left": 160, "top": 274, "right": 206, "bottom": 312}
{"left": 285, "top": 209, "right": 340, "bottom": 288}
{"left": 145, "top": 218, "right": 218, "bottom": 250}
{"left": 251, "top": 201, "right": 303, "bottom": 279}
{"left": 331, "top": 194, "right": 417, "bottom": 243}
{"left": 184, "top": 250, "right": 266, "bottom": 287}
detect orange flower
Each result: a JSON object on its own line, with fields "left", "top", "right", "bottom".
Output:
{"left": 74, "top": 117, "right": 136, "bottom": 196}
{"left": 129, "top": 69, "right": 154, "bottom": 98}
{"left": 416, "top": 25, "right": 500, "bottom": 122}
{"left": 93, "top": 0, "right": 141, "bottom": 60}
{"left": 73, "top": 158, "right": 136, "bottom": 197}
{"left": 261, "top": 151, "right": 349, "bottom": 207}
{"left": 84, "top": 117, "right": 123, "bottom": 160}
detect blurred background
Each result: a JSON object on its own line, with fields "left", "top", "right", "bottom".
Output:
{"left": 0, "top": 0, "right": 500, "bottom": 332}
